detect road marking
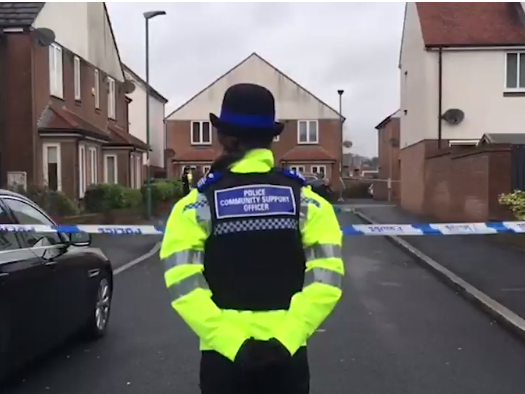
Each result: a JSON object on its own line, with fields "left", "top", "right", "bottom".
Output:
{"left": 354, "top": 209, "right": 525, "bottom": 341}
{"left": 114, "top": 242, "right": 161, "bottom": 275}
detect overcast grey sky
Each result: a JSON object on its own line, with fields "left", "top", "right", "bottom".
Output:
{"left": 107, "top": 2, "right": 405, "bottom": 158}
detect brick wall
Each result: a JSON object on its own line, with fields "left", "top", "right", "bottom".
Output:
{"left": 376, "top": 118, "right": 401, "bottom": 201}
{"left": 421, "top": 144, "right": 511, "bottom": 222}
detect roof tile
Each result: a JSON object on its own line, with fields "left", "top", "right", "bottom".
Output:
{"left": 281, "top": 146, "right": 336, "bottom": 162}
{"left": 0, "top": 2, "right": 45, "bottom": 27}
{"left": 417, "top": 2, "right": 525, "bottom": 46}
{"left": 173, "top": 148, "right": 218, "bottom": 162}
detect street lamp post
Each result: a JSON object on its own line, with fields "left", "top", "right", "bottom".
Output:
{"left": 144, "top": 10, "right": 166, "bottom": 219}
{"left": 337, "top": 90, "right": 344, "bottom": 202}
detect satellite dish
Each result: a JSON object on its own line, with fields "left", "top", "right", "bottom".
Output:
{"left": 123, "top": 80, "right": 136, "bottom": 94}
{"left": 342, "top": 140, "right": 353, "bottom": 149}
{"left": 32, "top": 28, "right": 56, "bottom": 47}
{"left": 165, "top": 148, "right": 175, "bottom": 158}
{"left": 441, "top": 108, "right": 465, "bottom": 125}
{"left": 389, "top": 138, "right": 399, "bottom": 148}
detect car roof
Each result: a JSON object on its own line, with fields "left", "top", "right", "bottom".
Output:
{"left": 0, "top": 188, "right": 34, "bottom": 203}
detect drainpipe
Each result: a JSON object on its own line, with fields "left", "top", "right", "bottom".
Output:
{"left": 438, "top": 47, "right": 443, "bottom": 149}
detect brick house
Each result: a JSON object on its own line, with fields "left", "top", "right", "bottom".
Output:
{"left": 399, "top": 2, "right": 525, "bottom": 221}
{"left": 165, "top": 53, "right": 344, "bottom": 185}
{"left": 0, "top": 2, "right": 147, "bottom": 200}
{"left": 374, "top": 110, "right": 400, "bottom": 201}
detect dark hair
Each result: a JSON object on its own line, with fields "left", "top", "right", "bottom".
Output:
{"left": 210, "top": 133, "right": 273, "bottom": 172}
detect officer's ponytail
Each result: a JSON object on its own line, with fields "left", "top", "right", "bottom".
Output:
{"left": 211, "top": 134, "right": 273, "bottom": 172}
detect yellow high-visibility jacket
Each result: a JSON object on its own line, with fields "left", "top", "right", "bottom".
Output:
{"left": 160, "top": 149, "right": 344, "bottom": 361}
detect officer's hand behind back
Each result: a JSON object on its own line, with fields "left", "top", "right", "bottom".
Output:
{"left": 234, "top": 338, "right": 291, "bottom": 371}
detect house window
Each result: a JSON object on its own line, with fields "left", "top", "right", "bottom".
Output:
{"left": 107, "top": 76, "right": 116, "bottom": 119}
{"left": 506, "top": 52, "right": 525, "bottom": 90}
{"left": 203, "top": 165, "right": 211, "bottom": 174}
{"left": 273, "top": 135, "right": 280, "bottom": 142}
{"left": 104, "top": 154, "right": 118, "bottom": 184}
{"left": 43, "top": 143, "right": 61, "bottom": 191}
{"left": 130, "top": 155, "right": 141, "bottom": 189}
{"left": 191, "top": 121, "right": 212, "bottom": 145}
{"left": 49, "top": 43, "right": 63, "bottom": 98}
{"left": 89, "top": 147, "right": 97, "bottom": 184}
{"left": 290, "top": 165, "right": 305, "bottom": 174}
{"left": 94, "top": 69, "right": 100, "bottom": 109}
{"left": 79, "top": 145, "right": 87, "bottom": 198}
{"left": 298, "top": 120, "right": 319, "bottom": 144}
{"left": 74, "top": 56, "right": 81, "bottom": 101}
{"left": 311, "top": 165, "right": 326, "bottom": 176}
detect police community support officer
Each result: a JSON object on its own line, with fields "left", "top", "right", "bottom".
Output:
{"left": 160, "top": 83, "right": 344, "bottom": 394}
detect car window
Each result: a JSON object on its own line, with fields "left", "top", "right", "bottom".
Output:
{"left": 0, "top": 201, "right": 21, "bottom": 251}
{"left": 2, "top": 198, "right": 63, "bottom": 247}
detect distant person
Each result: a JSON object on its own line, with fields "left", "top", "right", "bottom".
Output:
{"left": 181, "top": 167, "right": 191, "bottom": 196}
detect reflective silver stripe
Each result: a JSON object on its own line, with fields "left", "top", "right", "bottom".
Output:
{"left": 303, "top": 267, "right": 343, "bottom": 289}
{"left": 196, "top": 193, "right": 211, "bottom": 234}
{"left": 304, "top": 244, "right": 342, "bottom": 262}
{"left": 163, "top": 249, "right": 204, "bottom": 271}
{"left": 168, "top": 273, "right": 209, "bottom": 301}
{"left": 299, "top": 190, "right": 309, "bottom": 230}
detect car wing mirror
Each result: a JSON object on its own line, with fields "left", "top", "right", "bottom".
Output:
{"left": 69, "top": 232, "right": 92, "bottom": 247}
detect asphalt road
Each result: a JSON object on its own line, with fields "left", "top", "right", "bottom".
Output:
{"left": 3, "top": 211, "right": 525, "bottom": 394}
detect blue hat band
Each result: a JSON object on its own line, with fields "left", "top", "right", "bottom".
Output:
{"left": 220, "top": 109, "right": 275, "bottom": 128}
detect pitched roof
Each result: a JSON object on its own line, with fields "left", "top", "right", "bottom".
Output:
{"left": 0, "top": 2, "right": 44, "bottom": 27}
{"left": 416, "top": 2, "right": 525, "bottom": 47}
{"left": 280, "top": 146, "right": 336, "bottom": 162}
{"left": 480, "top": 133, "right": 525, "bottom": 145}
{"left": 107, "top": 125, "right": 149, "bottom": 150}
{"left": 123, "top": 64, "right": 168, "bottom": 104}
{"left": 173, "top": 148, "right": 218, "bottom": 162}
{"left": 38, "top": 103, "right": 147, "bottom": 150}
{"left": 375, "top": 109, "right": 401, "bottom": 130}
{"left": 38, "top": 103, "right": 110, "bottom": 141}
{"left": 166, "top": 52, "right": 345, "bottom": 121}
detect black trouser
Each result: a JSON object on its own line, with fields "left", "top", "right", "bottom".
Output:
{"left": 200, "top": 347, "right": 310, "bottom": 394}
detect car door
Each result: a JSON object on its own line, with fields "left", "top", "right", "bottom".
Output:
{"left": 0, "top": 198, "right": 51, "bottom": 370}
{"left": 2, "top": 197, "right": 86, "bottom": 345}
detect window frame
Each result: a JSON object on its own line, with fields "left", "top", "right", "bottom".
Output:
{"left": 94, "top": 69, "right": 100, "bottom": 109}
{"left": 130, "top": 154, "right": 141, "bottom": 189}
{"left": 0, "top": 198, "right": 24, "bottom": 253}
{"left": 74, "top": 55, "right": 81, "bottom": 101}
{"left": 311, "top": 165, "right": 326, "bottom": 175}
{"left": 42, "top": 142, "right": 62, "bottom": 192}
{"left": 49, "top": 43, "right": 63, "bottom": 99}
{"left": 104, "top": 154, "right": 118, "bottom": 184}
{"left": 505, "top": 52, "right": 525, "bottom": 91}
{"left": 290, "top": 165, "right": 305, "bottom": 173}
{"left": 89, "top": 147, "right": 97, "bottom": 185}
{"left": 297, "top": 120, "right": 319, "bottom": 144}
{"left": 190, "top": 121, "right": 212, "bottom": 145}
{"left": 202, "top": 165, "right": 211, "bottom": 174}
{"left": 78, "top": 144, "right": 87, "bottom": 198}
{"left": 107, "top": 76, "right": 116, "bottom": 119}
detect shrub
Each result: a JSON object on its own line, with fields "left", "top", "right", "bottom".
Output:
{"left": 84, "top": 184, "right": 143, "bottom": 213}
{"left": 9, "top": 184, "right": 79, "bottom": 217}
{"left": 142, "top": 180, "right": 183, "bottom": 204}
{"left": 499, "top": 190, "right": 525, "bottom": 220}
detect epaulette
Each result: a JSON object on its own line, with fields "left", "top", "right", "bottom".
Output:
{"left": 196, "top": 171, "right": 223, "bottom": 192}
{"left": 280, "top": 168, "right": 307, "bottom": 186}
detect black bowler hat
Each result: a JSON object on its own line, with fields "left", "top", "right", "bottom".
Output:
{"left": 210, "top": 83, "right": 284, "bottom": 139}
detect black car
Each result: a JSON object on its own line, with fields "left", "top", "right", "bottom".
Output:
{"left": 0, "top": 189, "right": 114, "bottom": 381}
{"left": 303, "top": 173, "right": 333, "bottom": 201}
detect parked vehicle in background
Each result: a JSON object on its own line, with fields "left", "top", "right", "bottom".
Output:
{"left": 303, "top": 173, "right": 333, "bottom": 201}
{"left": 0, "top": 189, "right": 114, "bottom": 382}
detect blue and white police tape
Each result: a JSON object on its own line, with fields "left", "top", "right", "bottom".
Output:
{"left": 2, "top": 222, "right": 525, "bottom": 236}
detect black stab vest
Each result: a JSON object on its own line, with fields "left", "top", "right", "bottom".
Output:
{"left": 202, "top": 169, "right": 306, "bottom": 311}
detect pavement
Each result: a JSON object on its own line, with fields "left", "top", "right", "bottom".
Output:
{"left": 353, "top": 203, "right": 525, "bottom": 323}
{"left": 3, "top": 211, "right": 525, "bottom": 393}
